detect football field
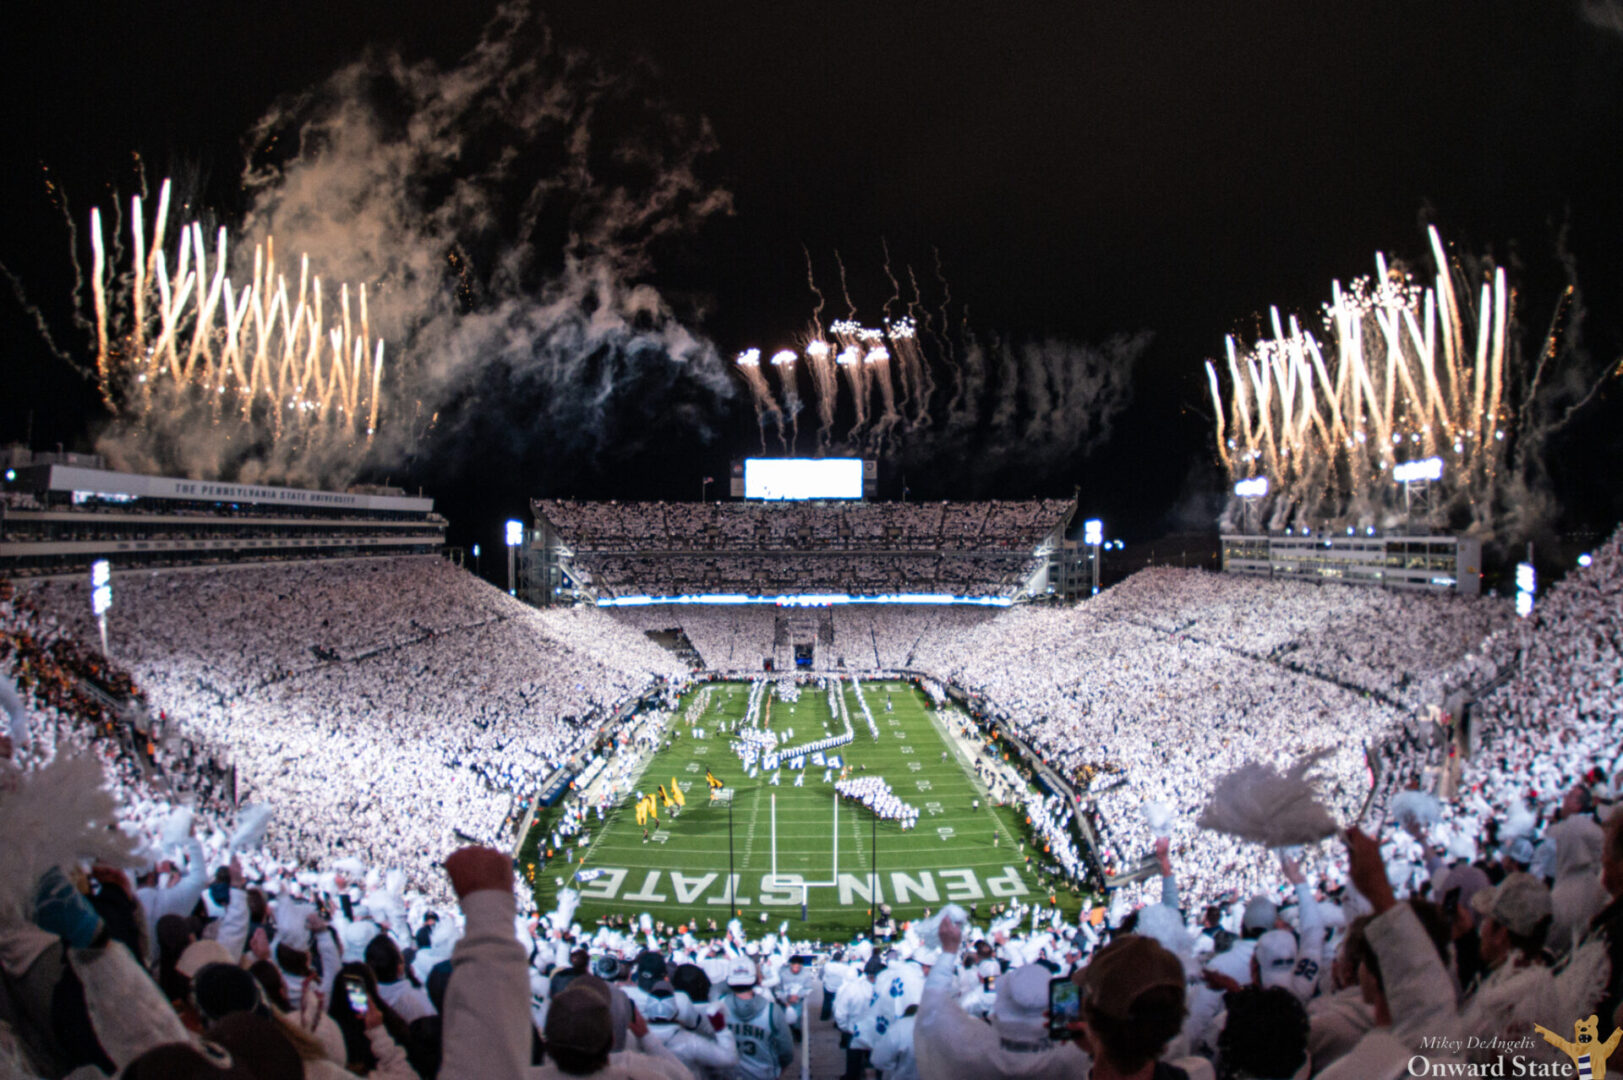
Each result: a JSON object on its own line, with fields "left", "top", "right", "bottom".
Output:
{"left": 525, "top": 679, "right": 1082, "bottom": 939}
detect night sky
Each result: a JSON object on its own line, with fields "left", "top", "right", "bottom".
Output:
{"left": 4, "top": 2, "right": 1622, "bottom": 559}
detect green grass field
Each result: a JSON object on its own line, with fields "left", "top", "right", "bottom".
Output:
{"left": 524, "top": 679, "right": 1084, "bottom": 939}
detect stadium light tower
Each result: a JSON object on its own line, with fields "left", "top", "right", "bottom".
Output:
{"left": 90, "top": 559, "right": 113, "bottom": 658}
{"left": 1233, "top": 476, "right": 1267, "bottom": 534}
{"left": 1393, "top": 456, "right": 1443, "bottom": 529}
{"left": 505, "top": 519, "right": 524, "bottom": 597}
{"left": 1083, "top": 519, "right": 1103, "bottom": 596}
{"left": 1515, "top": 560, "right": 1535, "bottom": 618}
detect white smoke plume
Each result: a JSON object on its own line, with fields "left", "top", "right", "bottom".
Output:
{"left": 92, "top": 3, "right": 734, "bottom": 488}
{"left": 1580, "top": 0, "right": 1623, "bottom": 37}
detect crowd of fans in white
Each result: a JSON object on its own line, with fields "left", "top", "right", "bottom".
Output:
{"left": 19, "top": 558, "right": 687, "bottom": 898}
{"left": 575, "top": 552, "right": 1033, "bottom": 599}
{"left": 541, "top": 499, "right": 1073, "bottom": 600}
{"left": 4, "top": 521, "right": 1622, "bottom": 1080}
{"left": 536, "top": 500, "right": 1073, "bottom": 553}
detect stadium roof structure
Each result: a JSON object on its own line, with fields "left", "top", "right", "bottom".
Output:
{"left": 1, "top": 455, "right": 444, "bottom": 578}
{"left": 530, "top": 497, "right": 1077, "bottom": 606}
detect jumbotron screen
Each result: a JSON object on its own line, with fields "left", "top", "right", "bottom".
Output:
{"left": 743, "top": 457, "right": 862, "bottom": 500}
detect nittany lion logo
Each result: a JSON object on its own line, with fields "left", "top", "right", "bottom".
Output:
{"left": 1534, "top": 1016, "right": 1621, "bottom": 1080}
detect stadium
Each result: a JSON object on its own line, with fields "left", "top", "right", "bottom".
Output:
{"left": 3, "top": 7, "right": 1623, "bottom": 1080}
{"left": 5, "top": 437, "right": 1620, "bottom": 1078}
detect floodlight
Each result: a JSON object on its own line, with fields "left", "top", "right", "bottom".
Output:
{"left": 1234, "top": 476, "right": 1268, "bottom": 498}
{"left": 1515, "top": 562, "right": 1535, "bottom": 594}
{"left": 1578, "top": 553, "right": 1592, "bottom": 568}
{"left": 3, "top": 468, "right": 14, "bottom": 482}
{"left": 1392, "top": 457, "right": 1444, "bottom": 483}
{"left": 472, "top": 544, "right": 481, "bottom": 558}
{"left": 90, "top": 560, "right": 113, "bottom": 617}
{"left": 505, "top": 520, "right": 524, "bottom": 546}
{"left": 1515, "top": 591, "right": 1533, "bottom": 617}
{"left": 1083, "top": 519, "right": 1102, "bottom": 545}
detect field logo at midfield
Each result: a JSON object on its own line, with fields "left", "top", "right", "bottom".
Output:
{"left": 575, "top": 866, "right": 1031, "bottom": 906}
{"left": 1535, "top": 1016, "right": 1620, "bottom": 1080}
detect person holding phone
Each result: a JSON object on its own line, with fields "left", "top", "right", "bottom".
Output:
{"left": 324, "top": 963, "right": 418, "bottom": 1079}
{"left": 912, "top": 914, "right": 1089, "bottom": 1079}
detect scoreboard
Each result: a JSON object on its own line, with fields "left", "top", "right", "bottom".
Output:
{"left": 742, "top": 458, "right": 865, "bottom": 500}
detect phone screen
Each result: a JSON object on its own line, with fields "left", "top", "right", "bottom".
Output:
{"left": 343, "top": 978, "right": 370, "bottom": 1015}
{"left": 1048, "top": 976, "right": 1080, "bottom": 1038}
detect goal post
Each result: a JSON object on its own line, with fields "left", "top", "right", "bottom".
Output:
{"left": 766, "top": 792, "right": 843, "bottom": 913}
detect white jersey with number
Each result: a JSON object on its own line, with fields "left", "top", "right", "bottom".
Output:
{"left": 718, "top": 992, "right": 792, "bottom": 1080}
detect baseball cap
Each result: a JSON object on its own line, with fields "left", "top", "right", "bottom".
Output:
{"left": 725, "top": 958, "right": 758, "bottom": 988}
{"left": 591, "top": 954, "right": 621, "bottom": 980}
{"left": 633, "top": 950, "right": 667, "bottom": 989}
{"left": 1437, "top": 864, "right": 1492, "bottom": 913}
{"left": 863, "top": 954, "right": 887, "bottom": 977}
{"left": 1076, "top": 935, "right": 1186, "bottom": 1022}
{"left": 992, "top": 963, "right": 1052, "bottom": 1043}
{"left": 1253, "top": 930, "right": 1298, "bottom": 990}
{"left": 176, "top": 939, "right": 235, "bottom": 979}
{"left": 1470, "top": 872, "right": 1552, "bottom": 938}
{"left": 641, "top": 980, "right": 681, "bottom": 1022}
{"left": 1241, "top": 895, "right": 1278, "bottom": 934}
{"left": 1506, "top": 836, "right": 1536, "bottom": 866}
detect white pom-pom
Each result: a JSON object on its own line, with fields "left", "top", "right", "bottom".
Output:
{"left": 0, "top": 754, "right": 140, "bottom": 922}
{"left": 1389, "top": 790, "right": 1441, "bottom": 830}
{"left": 1197, "top": 750, "right": 1340, "bottom": 848}
{"left": 1135, "top": 904, "right": 1192, "bottom": 956}
{"left": 914, "top": 903, "right": 969, "bottom": 949}
{"left": 0, "top": 673, "right": 29, "bottom": 743}
{"left": 229, "top": 803, "right": 273, "bottom": 852}
{"left": 1141, "top": 800, "right": 1175, "bottom": 838}
{"left": 549, "top": 888, "right": 579, "bottom": 931}
{"left": 160, "top": 807, "right": 194, "bottom": 848}
{"left": 1500, "top": 801, "right": 1536, "bottom": 840}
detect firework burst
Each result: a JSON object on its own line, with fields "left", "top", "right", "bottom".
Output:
{"left": 1207, "top": 226, "right": 1591, "bottom": 537}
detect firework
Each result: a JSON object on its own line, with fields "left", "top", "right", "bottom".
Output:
{"left": 84, "top": 179, "right": 386, "bottom": 481}
{"left": 734, "top": 349, "right": 783, "bottom": 452}
{"left": 802, "top": 339, "right": 839, "bottom": 450}
{"left": 770, "top": 349, "right": 801, "bottom": 449}
{"left": 735, "top": 253, "right": 1145, "bottom": 476}
{"left": 886, "top": 316, "right": 931, "bottom": 429}
{"left": 1205, "top": 226, "right": 1566, "bottom": 536}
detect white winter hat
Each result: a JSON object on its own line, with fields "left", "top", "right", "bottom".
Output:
{"left": 992, "top": 963, "right": 1051, "bottom": 1044}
